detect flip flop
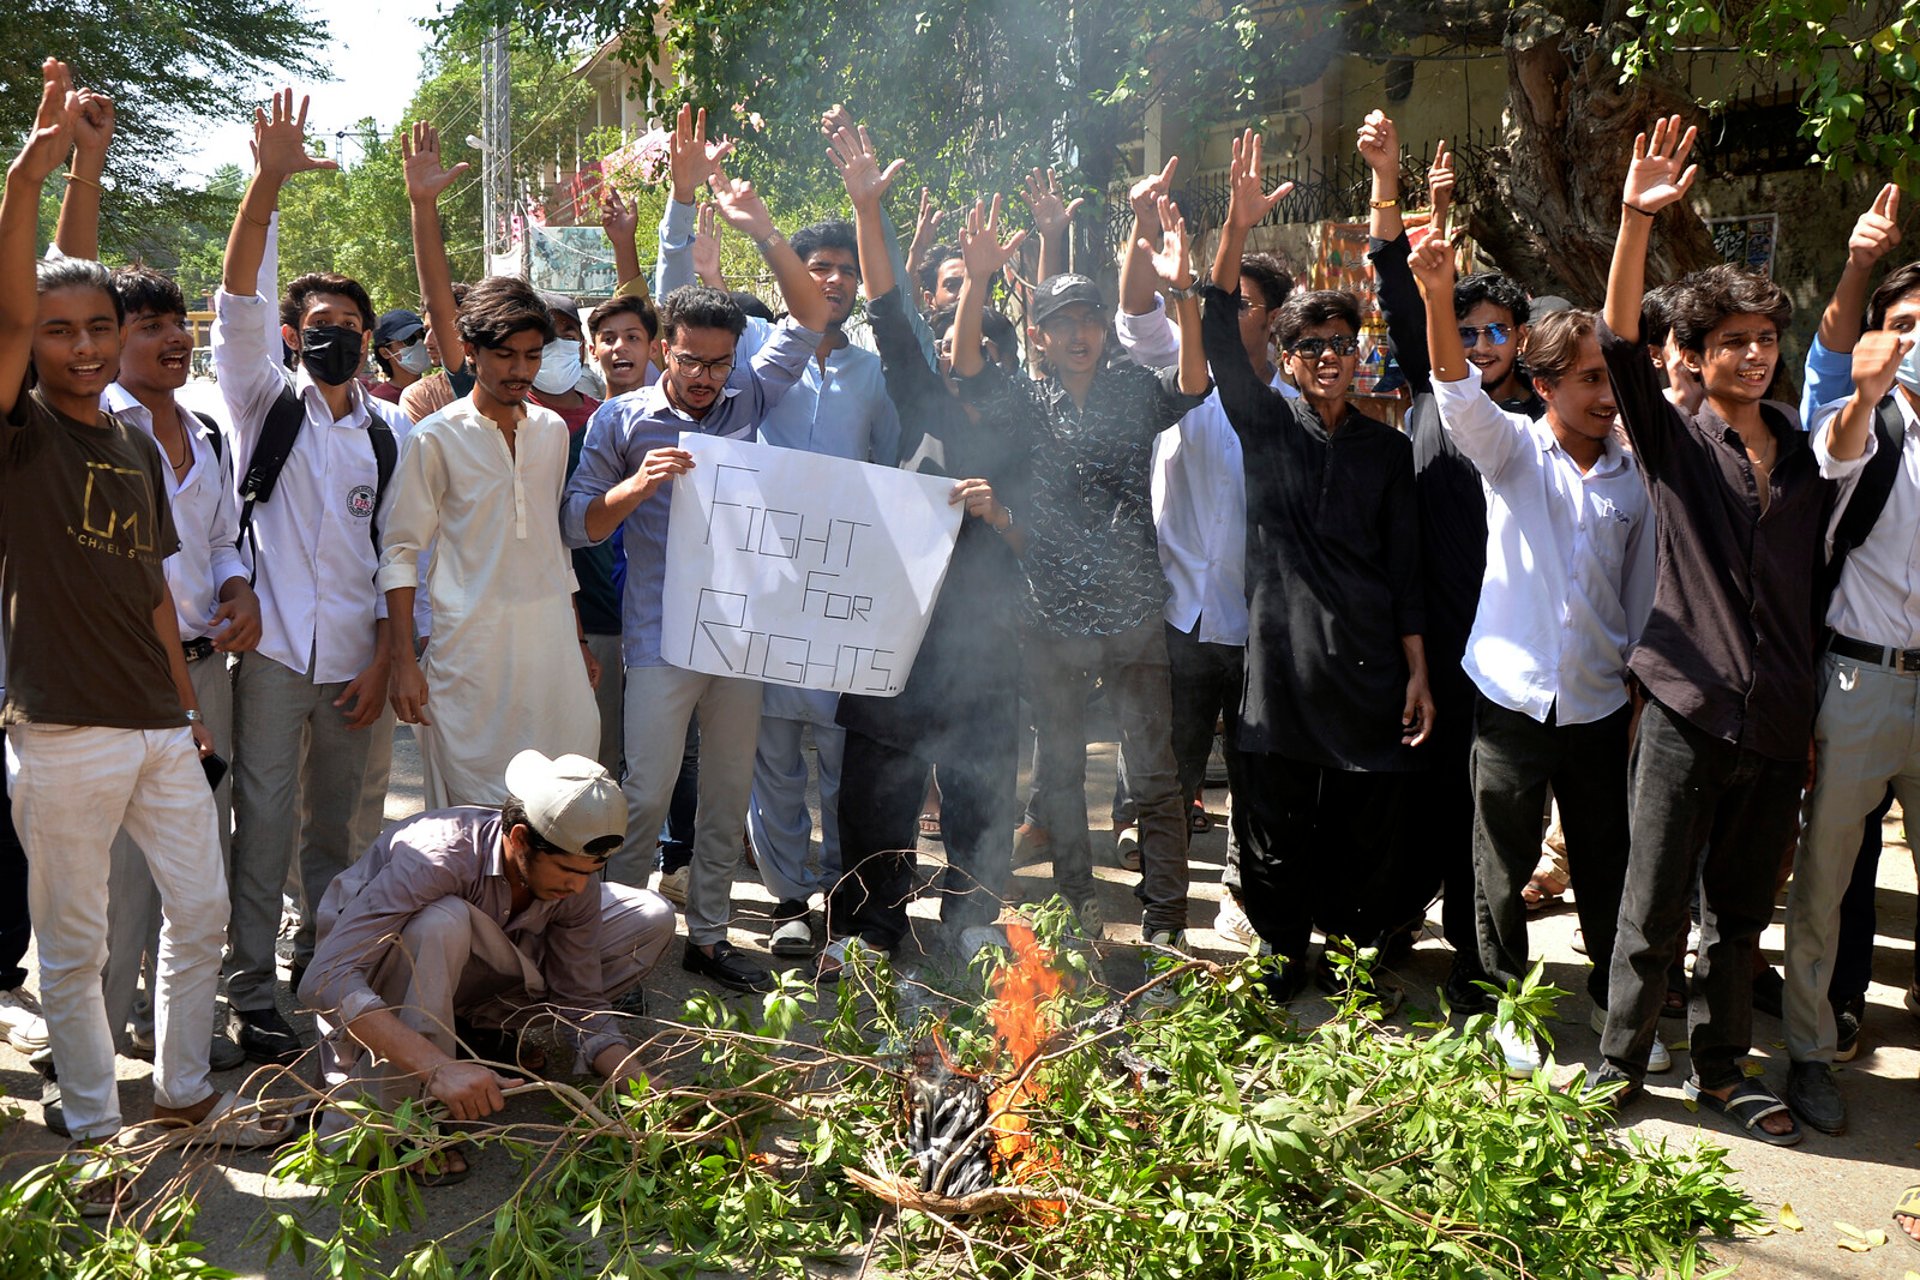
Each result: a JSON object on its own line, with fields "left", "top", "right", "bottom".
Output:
{"left": 142, "top": 1090, "right": 303, "bottom": 1150}
{"left": 63, "top": 1143, "right": 140, "bottom": 1218}
{"left": 1683, "top": 1077, "right": 1802, "bottom": 1147}
{"left": 1188, "top": 804, "right": 1213, "bottom": 835}
{"left": 1890, "top": 1184, "right": 1920, "bottom": 1251}
{"left": 1521, "top": 870, "right": 1569, "bottom": 911}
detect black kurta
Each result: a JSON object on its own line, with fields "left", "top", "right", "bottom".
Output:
{"left": 1200, "top": 284, "right": 1425, "bottom": 773}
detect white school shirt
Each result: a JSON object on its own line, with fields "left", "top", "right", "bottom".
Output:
{"left": 104, "top": 384, "right": 248, "bottom": 643}
{"left": 210, "top": 289, "right": 414, "bottom": 684}
{"left": 1814, "top": 389, "right": 1920, "bottom": 649}
{"left": 1113, "top": 297, "right": 1298, "bottom": 647}
{"left": 1433, "top": 369, "right": 1654, "bottom": 725}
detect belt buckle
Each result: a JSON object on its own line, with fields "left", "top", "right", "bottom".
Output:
{"left": 1900, "top": 649, "right": 1920, "bottom": 673}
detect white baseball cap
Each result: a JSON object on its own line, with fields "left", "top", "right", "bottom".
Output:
{"left": 503, "top": 749, "right": 626, "bottom": 858}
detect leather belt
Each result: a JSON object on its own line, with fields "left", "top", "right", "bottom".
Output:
{"left": 1828, "top": 632, "right": 1920, "bottom": 673}
{"left": 182, "top": 637, "right": 217, "bottom": 664}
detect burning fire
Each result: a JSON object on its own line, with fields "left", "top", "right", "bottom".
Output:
{"left": 985, "top": 923, "right": 1064, "bottom": 1210}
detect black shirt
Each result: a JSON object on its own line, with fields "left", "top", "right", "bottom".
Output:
{"left": 956, "top": 356, "right": 1204, "bottom": 639}
{"left": 1200, "top": 284, "right": 1426, "bottom": 773}
{"left": 836, "top": 287, "right": 1026, "bottom": 753}
{"left": 1600, "top": 320, "right": 1834, "bottom": 762}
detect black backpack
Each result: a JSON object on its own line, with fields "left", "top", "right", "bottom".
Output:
{"left": 187, "top": 410, "right": 226, "bottom": 463}
{"left": 1818, "top": 394, "right": 1907, "bottom": 606}
{"left": 234, "top": 384, "right": 397, "bottom": 577}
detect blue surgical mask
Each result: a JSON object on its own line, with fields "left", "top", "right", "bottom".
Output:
{"left": 533, "top": 338, "right": 583, "bottom": 395}
{"left": 1897, "top": 339, "right": 1920, "bottom": 397}
{"left": 394, "top": 339, "right": 431, "bottom": 376}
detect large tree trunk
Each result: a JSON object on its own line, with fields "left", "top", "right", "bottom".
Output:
{"left": 1356, "top": 0, "right": 1723, "bottom": 303}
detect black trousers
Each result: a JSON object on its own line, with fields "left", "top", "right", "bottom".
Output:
{"left": 1236, "top": 753, "right": 1408, "bottom": 964}
{"left": 0, "top": 730, "right": 27, "bottom": 989}
{"left": 1393, "top": 660, "right": 1482, "bottom": 964}
{"left": 1601, "top": 698, "right": 1803, "bottom": 1088}
{"left": 828, "top": 724, "right": 1017, "bottom": 952}
{"left": 1469, "top": 697, "right": 1632, "bottom": 1006}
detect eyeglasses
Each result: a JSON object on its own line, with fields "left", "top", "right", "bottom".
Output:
{"left": 1458, "top": 323, "right": 1512, "bottom": 348}
{"left": 1287, "top": 335, "right": 1360, "bottom": 360}
{"left": 669, "top": 351, "right": 736, "bottom": 379}
{"left": 1236, "top": 296, "right": 1271, "bottom": 314}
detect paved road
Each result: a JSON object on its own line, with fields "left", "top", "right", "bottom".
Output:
{"left": 1, "top": 723, "right": 1917, "bottom": 1276}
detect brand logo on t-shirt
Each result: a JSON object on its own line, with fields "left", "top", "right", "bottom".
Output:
{"left": 347, "top": 484, "right": 376, "bottom": 520}
{"left": 80, "top": 461, "right": 157, "bottom": 554}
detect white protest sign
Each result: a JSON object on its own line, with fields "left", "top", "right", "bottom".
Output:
{"left": 660, "top": 433, "right": 963, "bottom": 696}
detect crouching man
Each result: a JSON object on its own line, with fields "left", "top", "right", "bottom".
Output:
{"left": 299, "top": 749, "right": 674, "bottom": 1170}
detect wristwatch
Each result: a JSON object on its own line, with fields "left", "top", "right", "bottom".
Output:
{"left": 184, "top": 709, "right": 202, "bottom": 723}
{"left": 1164, "top": 281, "right": 1200, "bottom": 303}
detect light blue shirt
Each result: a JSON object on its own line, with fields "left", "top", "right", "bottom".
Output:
{"left": 561, "top": 318, "right": 825, "bottom": 668}
{"left": 1802, "top": 333, "right": 1854, "bottom": 427}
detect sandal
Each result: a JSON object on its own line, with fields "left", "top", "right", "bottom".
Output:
{"left": 1521, "top": 866, "right": 1570, "bottom": 911}
{"left": 63, "top": 1143, "right": 140, "bottom": 1218}
{"left": 404, "top": 1136, "right": 477, "bottom": 1188}
{"left": 145, "top": 1090, "right": 303, "bottom": 1150}
{"left": 1890, "top": 1184, "right": 1920, "bottom": 1250}
{"left": 918, "top": 812, "right": 944, "bottom": 842}
{"left": 1188, "top": 802, "right": 1213, "bottom": 835}
{"left": 1683, "top": 1077, "right": 1802, "bottom": 1147}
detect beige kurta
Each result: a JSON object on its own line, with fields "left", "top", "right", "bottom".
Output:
{"left": 375, "top": 397, "right": 598, "bottom": 807}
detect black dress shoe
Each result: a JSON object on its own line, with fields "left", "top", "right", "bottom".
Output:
{"left": 231, "top": 1005, "right": 305, "bottom": 1066}
{"left": 40, "top": 1073, "right": 67, "bottom": 1138}
{"left": 1443, "top": 955, "right": 1491, "bottom": 1013}
{"left": 1786, "top": 1060, "right": 1846, "bottom": 1135}
{"left": 681, "top": 940, "right": 773, "bottom": 993}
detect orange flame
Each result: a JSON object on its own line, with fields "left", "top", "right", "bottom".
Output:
{"left": 985, "top": 923, "right": 1065, "bottom": 1216}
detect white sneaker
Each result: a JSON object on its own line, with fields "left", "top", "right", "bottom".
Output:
{"left": 1590, "top": 1006, "right": 1672, "bottom": 1073}
{"left": 1493, "top": 1019, "right": 1543, "bottom": 1078}
{"left": 1071, "top": 895, "right": 1107, "bottom": 940}
{"left": 655, "top": 866, "right": 689, "bottom": 907}
{"left": 0, "top": 986, "right": 47, "bottom": 1054}
{"left": 1114, "top": 825, "right": 1141, "bottom": 872}
{"left": 1213, "top": 894, "right": 1258, "bottom": 949}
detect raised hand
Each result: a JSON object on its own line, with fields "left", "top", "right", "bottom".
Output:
{"left": 402, "top": 121, "right": 468, "bottom": 205}
{"left": 1021, "top": 166, "right": 1085, "bottom": 239}
{"left": 1407, "top": 231, "right": 1457, "bottom": 298}
{"left": 820, "top": 102, "right": 857, "bottom": 141}
{"left": 14, "top": 58, "right": 76, "bottom": 185}
{"left": 827, "top": 124, "right": 905, "bottom": 209}
{"left": 1427, "top": 138, "right": 1455, "bottom": 235}
{"left": 692, "top": 202, "right": 723, "bottom": 284}
{"left": 1621, "top": 114, "right": 1699, "bottom": 216}
{"left": 1853, "top": 328, "right": 1913, "bottom": 405}
{"left": 69, "top": 89, "right": 113, "bottom": 160}
{"left": 1225, "top": 129, "right": 1294, "bottom": 232}
{"left": 1355, "top": 109, "right": 1399, "bottom": 178}
{"left": 1128, "top": 155, "right": 1179, "bottom": 228}
{"left": 668, "top": 104, "right": 733, "bottom": 203}
{"left": 253, "top": 88, "right": 338, "bottom": 180}
{"left": 601, "top": 186, "right": 639, "bottom": 243}
{"left": 958, "top": 194, "right": 1028, "bottom": 278}
{"left": 1848, "top": 183, "right": 1902, "bottom": 269}
{"left": 709, "top": 167, "right": 776, "bottom": 243}
{"left": 906, "top": 187, "right": 945, "bottom": 277}
{"left": 1136, "top": 194, "right": 1194, "bottom": 290}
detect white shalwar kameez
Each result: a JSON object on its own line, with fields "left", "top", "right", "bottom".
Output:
{"left": 375, "top": 397, "right": 598, "bottom": 807}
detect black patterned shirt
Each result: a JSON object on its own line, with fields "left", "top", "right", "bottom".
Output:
{"left": 957, "top": 359, "right": 1205, "bottom": 638}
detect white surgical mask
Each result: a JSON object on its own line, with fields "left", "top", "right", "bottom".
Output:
{"left": 1897, "top": 338, "right": 1920, "bottom": 397}
{"left": 533, "top": 338, "right": 583, "bottom": 394}
{"left": 394, "top": 339, "right": 431, "bottom": 376}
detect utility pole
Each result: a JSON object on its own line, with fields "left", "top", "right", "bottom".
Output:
{"left": 479, "top": 25, "right": 513, "bottom": 270}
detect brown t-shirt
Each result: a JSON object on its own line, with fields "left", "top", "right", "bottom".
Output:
{"left": 0, "top": 387, "right": 183, "bottom": 728}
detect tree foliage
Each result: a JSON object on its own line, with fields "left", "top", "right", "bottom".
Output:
{"left": 0, "top": 0, "right": 315, "bottom": 257}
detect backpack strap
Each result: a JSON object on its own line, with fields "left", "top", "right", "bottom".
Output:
{"left": 186, "top": 409, "right": 225, "bottom": 463}
{"left": 1819, "top": 394, "right": 1907, "bottom": 606}
{"left": 366, "top": 417, "right": 397, "bottom": 554}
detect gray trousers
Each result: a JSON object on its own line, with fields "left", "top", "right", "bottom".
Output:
{"left": 103, "top": 650, "right": 235, "bottom": 1045}
{"left": 1784, "top": 652, "right": 1920, "bottom": 1063}
{"left": 612, "top": 664, "right": 762, "bottom": 947}
{"left": 313, "top": 883, "right": 673, "bottom": 1119}
{"left": 1024, "top": 620, "right": 1189, "bottom": 933}
{"left": 227, "top": 651, "right": 376, "bottom": 1012}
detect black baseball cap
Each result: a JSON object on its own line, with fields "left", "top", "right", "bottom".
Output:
{"left": 1030, "top": 274, "right": 1107, "bottom": 326}
{"left": 374, "top": 309, "right": 425, "bottom": 347}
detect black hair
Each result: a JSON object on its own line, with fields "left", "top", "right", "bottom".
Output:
{"left": 1273, "top": 289, "right": 1361, "bottom": 350}
{"left": 1668, "top": 264, "right": 1791, "bottom": 354}
{"left": 1239, "top": 253, "right": 1293, "bottom": 312}
{"left": 1641, "top": 282, "right": 1678, "bottom": 348}
{"left": 588, "top": 293, "right": 660, "bottom": 343}
{"left": 929, "top": 305, "right": 1020, "bottom": 366}
{"left": 728, "top": 289, "right": 775, "bottom": 323}
{"left": 791, "top": 220, "right": 860, "bottom": 273}
{"left": 1521, "top": 308, "right": 1600, "bottom": 385}
{"left": 1868, "top": 261, "right": 1920, "bottom": 331}
{"left": 917, "top": 244, "right": 963, "bottom": 296}
{"left": 1453, "top": 272, "right": 1530, "bottom": 326}
{"left": 456, "top": 275, "right": 557, "bottom": 349}
{"left": 281, "top": 272, "right": 376, "bottom": 334}
{"left": 37, "top": 257, "right": 123, "bottom": 323}
{"left": 109, "top": 265, "right": 184, "bottom": 322}
{"left": 660, "top": 284, "right": 748, "bottom": 342}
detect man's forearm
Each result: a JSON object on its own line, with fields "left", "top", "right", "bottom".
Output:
{"left": 951, "top": 275, "right": 991, "bottom": 377}
{"left": 53, "top": 146, "right": 104, "bottom": 260}
{"left": 761, "top": 233, "right": 830, "bottom": 332}
{"left": 346, "top": 1006, "right": 454, "bottom": 1079}
{"left": 411, "top": 196, "right": 463, "bottom": 374}
{"left": 223, "top": 170, "right": 285, "bottom": 296}
{"left": 1117, "top": 218, "right": 1158, "bottom": 316}
{"left": 383, "top": 587, "right": 418, "bottom": 662}
{"left": 1172, "top": 294, "right": 1208, "bottom": 395}
{"left": 153, "top": 595, "right": 199, "bottom": 715}
{"left": 1819, "top": 261, "right": 1875, "bottom": 355}
{"left": 1603, "top": 211, "right": 1652, "bottom": 343}
{"left": 1211, "top": 225, "right": 1248, "bottom": 295}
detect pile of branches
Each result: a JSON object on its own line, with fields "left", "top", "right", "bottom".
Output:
{"left": 0, "top": 908, "right": 1758, "bottom": 1279}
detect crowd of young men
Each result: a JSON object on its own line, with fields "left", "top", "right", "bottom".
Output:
{"left": 9, "top": 51, "right": 1920, "bottom": 1211}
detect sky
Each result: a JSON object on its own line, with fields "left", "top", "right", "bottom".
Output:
{"left": 175, "top": 0, "right": 442, "bottom": 182}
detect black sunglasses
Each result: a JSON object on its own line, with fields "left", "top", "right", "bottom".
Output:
{"left": 1287, "top": 335, "right": 1360, "bottom": 360}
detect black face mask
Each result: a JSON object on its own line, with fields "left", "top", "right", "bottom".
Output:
{"left": 300, "top": 324, "right": 364, "bottom": 386}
